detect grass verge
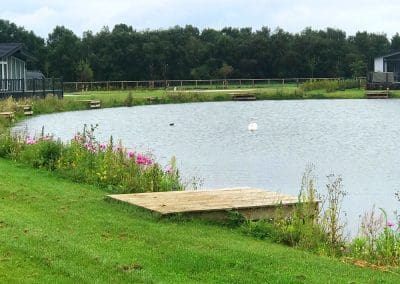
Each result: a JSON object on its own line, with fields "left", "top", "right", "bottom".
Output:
{"left": 0, "top": 158, "right": 399, "bottom": 283}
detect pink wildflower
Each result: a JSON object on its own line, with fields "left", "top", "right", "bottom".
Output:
{"left": 165, "top": 166, "right": 172, "bottom": 174}
{"left": 387, "top": 221, "right": 396, "bottom": 228}
{"left": 100, "top": 143, "right": 107, "bottom": 151}
{"left": 136, "top": 154, "right": 153, "bottom": 166}
{"left": 128, "top": 151, "right": 135, "bottom": 159}
{"left": 26, "top": 137, "right": 37, "bottom": 145}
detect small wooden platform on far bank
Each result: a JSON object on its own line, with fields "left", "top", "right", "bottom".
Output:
{"left": 230, "top": 93, "right": 257, "bottom": 101}
{"left": 365, "top": 90, "right": 390, "bottom": 99}
{"left": 109, "top": 188, "right": 310, "bottom": 220}
{"left": 77, "top": 100, "right": 102, "bottom": 109}
{"left": 0, "top": 111, "right": 15, "bottom": 120}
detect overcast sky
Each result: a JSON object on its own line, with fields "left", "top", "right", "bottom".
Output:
{"left": 1, "top": 0, "right": 400, "bottom": 39}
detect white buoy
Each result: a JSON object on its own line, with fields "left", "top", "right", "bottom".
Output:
{"left": 248, "top": 118, "right": 258, "bottom": 131}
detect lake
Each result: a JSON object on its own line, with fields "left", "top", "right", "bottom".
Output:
{"left": 15, "top": 100, "right": 400, "bottom": 234}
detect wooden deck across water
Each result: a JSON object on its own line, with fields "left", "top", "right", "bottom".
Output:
{"left": 109, "top": 188, "right": 305, "bottom": 220}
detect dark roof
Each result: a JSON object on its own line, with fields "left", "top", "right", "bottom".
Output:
{"left": 0, "top": 43, "right": 35, "bottom": 60}
{"left": 26, "top": 70, "right": 45, "bottom": 80}
{"left": 377, "top": 51, "right": 400, "bottom": 59}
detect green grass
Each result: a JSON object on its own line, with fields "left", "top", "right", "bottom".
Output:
{"left": 63, "top": 85, "right": 365, "bottom": 107}
{"left": 0, "top": 158, "right": 399, "bottom": 283}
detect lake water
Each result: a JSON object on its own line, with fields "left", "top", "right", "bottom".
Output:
{"left": 15, "top": 100, "right": 400, "bottom": 234}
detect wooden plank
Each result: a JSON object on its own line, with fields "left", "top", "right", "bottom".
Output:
{"left": 77, "top": 100, "right": 101, "bottom": 109}
{"left": 0, "top": 111, "right": 15, "bottom": 119}
{"left": 230, "top": 93, "right": 257, "bottom": 101}
{"left": 365, "top": 90, "right": 390, "bottom": 99}
{"left": 108, "top": 188, "right": 316, "bottom": 220}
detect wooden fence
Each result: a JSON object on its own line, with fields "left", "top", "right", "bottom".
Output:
{"left": 64, "top": 77, "right": 361, "bottom": 92}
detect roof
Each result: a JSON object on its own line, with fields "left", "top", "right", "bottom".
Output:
{"left": 0, "top": 43, "right": 35, "bottom": 60}
{"left": 376, "top": 51, "right": 400, "bottom": 59}
{"left": 26, "top": 70, "right": 45, "bottom": 80}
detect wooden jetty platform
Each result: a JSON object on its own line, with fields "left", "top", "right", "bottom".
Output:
{"left": 365, "top": 90, "right": 390, "bottom": 99}
{"left": 230, "top": 93, "right": 257, "bottom": 101}
{"left": 17, "top": 104, "right": 33, "bottom": 116}
{"left": 78, "top": 100, "right": 101, "bottom": 109}
{"left": 0, "top": 111, "right": 15, "bottom": 120}
{"left": 109, "top": 188, "right": 311, "bottom": 220}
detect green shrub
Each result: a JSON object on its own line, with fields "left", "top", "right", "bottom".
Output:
{"left": 125, "top": 92, "right": 134, "bottom": 106}
{"left": 301, "top": 79, "right": 361, "bottom": 92}
{"left": 19, "top": 139, "right": 62, "bottom": 170}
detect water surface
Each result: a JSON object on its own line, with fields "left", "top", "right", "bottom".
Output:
{"left": 16, "top": 100, "right": 400, "bottom": 233}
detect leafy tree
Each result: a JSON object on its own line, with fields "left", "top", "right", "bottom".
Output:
{"left": 76, "top": 59, "right": 94, "bottom": 81}
{"left": 47, "top": 26, "right": 81, "bottom": 81}
{"left": 218, "top": 63, "right": 234, "bottom": 79}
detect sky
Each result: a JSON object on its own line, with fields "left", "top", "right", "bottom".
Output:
{"left": 1, "top": 0, "right": 400, "bottom": 39}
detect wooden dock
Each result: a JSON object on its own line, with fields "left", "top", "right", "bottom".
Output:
{"left": 17, "top": 104, "right": 33, "bottom": 116}
{"left": 365, "top": 90, "right": 390, "bottom": 99}
{"left": 230, "top": 93, "right": 257, "bottom": 101}
{"left": 0, "top": 111, "right": 15, "bottom": 120}
{"left": 78, "top": 100, "right": 101, "bottom": 109}
{"left": 108, "top": 188, "right": 310, "bottom": 220}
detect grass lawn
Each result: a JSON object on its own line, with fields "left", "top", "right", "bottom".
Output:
{"left": 63, "top": 86, "right": 365, "bottom": 107}
{"left": 0, "top": 158, "right": 399, "bottom": 283}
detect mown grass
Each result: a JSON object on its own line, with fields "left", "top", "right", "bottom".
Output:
{"left": 63, "top": 85, "right": 364, "bottom": 107}
{"left": 0, "top": 158, "right": 399, "bottom": 283}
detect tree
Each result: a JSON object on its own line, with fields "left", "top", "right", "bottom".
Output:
{"left": 218, "top": 63, "right": 234, "bottom": 79}
{"left": 47, "top": 26, "right": 81, "bottom": 81}
{"left": 76, "top": 60, "right": 94, "bottom": 81}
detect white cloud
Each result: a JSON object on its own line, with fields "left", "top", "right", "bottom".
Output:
{"left": 1, "top": 0, "right": 400, "bottom": 38}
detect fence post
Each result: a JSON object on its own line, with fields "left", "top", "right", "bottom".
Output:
{"left": 33, "top": 78, "right": 36, "bottom": 97}
{"left": 42, "top": 78, "right": 45, "bottom": 97}
{"left": 60, "top": 77, "right": 64, "bottom": 98}
{"left": 52, "top": 77, "right": 55, "bottom": 95}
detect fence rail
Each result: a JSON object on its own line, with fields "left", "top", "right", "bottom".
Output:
{"left": 64, "top": 77, "right": 363, "bottom": 92}
{"left": 0, "top": 78, "right": 64, "bottom": 99}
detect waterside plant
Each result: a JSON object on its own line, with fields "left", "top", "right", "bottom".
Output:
{"left": 0, "top": 124, "right": 182, "bottom": 193}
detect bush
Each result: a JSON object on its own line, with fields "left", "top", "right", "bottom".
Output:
{"left": 350, "top": 207, "right": 400, "bottom": 265}
{"left": 301, "top": 79, "right": 361, "bottom": 92}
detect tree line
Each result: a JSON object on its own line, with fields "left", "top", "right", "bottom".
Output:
{"left": 1, "top": 19, "right": 400, "bottom": 82}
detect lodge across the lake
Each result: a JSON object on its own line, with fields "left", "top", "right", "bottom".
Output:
{"left": 0, "top": 43, "right": 63, "bottom": 99}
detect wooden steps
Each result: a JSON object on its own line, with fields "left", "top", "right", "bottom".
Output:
{"left": 230, "top": 93, "right": 257, "bottom": 101}
{"left": 78, "top": 100, "right": 101, "bottom": 109}
{"left": 108, "top": 187, "right": 319, "bottom": 221}
{"left": 365, "top": 90, "right": 390, "bottom": 99}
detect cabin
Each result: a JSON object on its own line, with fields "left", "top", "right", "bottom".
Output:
{"left": 0, "top": 43, "right": 63, "bottom": 99}
{"left": 0, "top": 43, "right": 30, "bottom": 92}
{"left": 374, "top": 51, "right": 400, "bottom": 81}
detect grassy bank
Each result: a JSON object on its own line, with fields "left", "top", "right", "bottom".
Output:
{"left": 0, "top": 158, "right": 399, "bottom": 283}
{"left": 2, "top": 85, "right": 400, "bottom": 121}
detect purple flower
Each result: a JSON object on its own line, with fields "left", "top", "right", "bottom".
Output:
{"left": 26, "top": 137, "right": 37, "bottom": 145}
{"left": 128, "top": 151, "right": 135, "bottom": 159}
{"left": 387, "top": 221, "right": 396, "bottom": 228}
{"left": 136, "top": 154, "right": 153, "bottom": 166}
